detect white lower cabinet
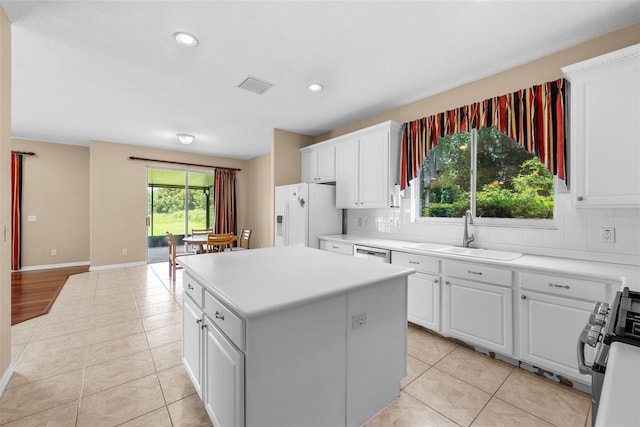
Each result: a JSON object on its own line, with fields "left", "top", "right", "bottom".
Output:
{"left": 407, "top": 273, "right": 441, "bottom": 331}
{"left": 518, "top": 272, "right": 611, "bottom": 385}
{"left": 443, "top": 262, "right": 513, "bottom": 355}
{"left": 203, "top": 316, "right": 245, "bottom": 427}
{"left": 183, "top": 296, "right": 203, "bottom": 398}
{"left": 183, "top": 277, "right": 245, "bottom": 427}
{"left": 392, "top": 251, "right": 441, "bottom": 331}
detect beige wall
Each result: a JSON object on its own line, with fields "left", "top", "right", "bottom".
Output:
{"left": 11, "top": 139, "right": 90, "bottom": 268}
{"left": 246, "top": 153, "right": 272, "bottom": 249}
{"left": 265, "top": 128, "right": 315, "bottom": 247}
{"left": 90, "top": 140, "right": 248, "bottom": 268}
{"left": 0, "top": 5, "right": 10, "bottom": 387}
{"left": 272, "top": 128, "right": 314, "bottom": 187}
{"left": 316, "top": 23, "right": 640, "bottom": 142}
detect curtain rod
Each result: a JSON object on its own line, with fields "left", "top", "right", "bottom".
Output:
{"left": 12, "top": 151, "right": 36, "bottom": 156}
{"left": 128, "top": 156, "right": 241, "bottom": 172}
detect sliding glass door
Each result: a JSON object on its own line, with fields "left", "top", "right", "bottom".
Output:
{"left": 147, "top": 168, "right": 214, "bottom": 263}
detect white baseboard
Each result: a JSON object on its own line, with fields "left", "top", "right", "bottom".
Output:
{"left": 90, "top": 261, "right": 147, "bottom": 271}
{"left": 0, "top": 363, "right": 15, "bottom": 397}
{"left": 15, "top": 261, "right": 90, "bottom": 272}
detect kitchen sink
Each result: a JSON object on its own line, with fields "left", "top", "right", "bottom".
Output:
{"left": 435, "top": 246, "right": 523, "bottom": 261}
{"left": 402, "top": 242, "right": 454, "bottom": 252}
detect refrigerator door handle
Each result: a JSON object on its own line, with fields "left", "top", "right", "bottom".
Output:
{"left": 283, "top": 201, "right": 289, "bottom": 246}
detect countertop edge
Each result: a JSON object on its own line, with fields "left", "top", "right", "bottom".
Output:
{"left": 319, "top": 234, "right": 640, "bottom": 290}
{"left": 178, "top": 248, "right": 415, "bottom": 319}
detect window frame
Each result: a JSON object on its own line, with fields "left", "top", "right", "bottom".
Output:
{"left": 410, "top": 129, "right": 561, "bottom": 229}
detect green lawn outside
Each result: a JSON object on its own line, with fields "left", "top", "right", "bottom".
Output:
{"left": 148, "top": 209, "right": 209, "bottom": 236}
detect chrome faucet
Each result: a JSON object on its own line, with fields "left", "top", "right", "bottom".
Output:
{"left": 463, "top": 210, "right": 474, "bottom": 248}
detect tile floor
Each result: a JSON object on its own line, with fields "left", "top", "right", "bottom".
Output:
{"left": 3, "top": 264, "right": 592, "bottom": 426}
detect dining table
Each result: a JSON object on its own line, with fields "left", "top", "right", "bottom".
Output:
{"left": 183, "top": 234, "right": 238, "bottom": 254}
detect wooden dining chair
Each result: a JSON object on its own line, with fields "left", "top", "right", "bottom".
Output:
{"left": 167, "top": 232, "right": 192, "bottom": 281}
{"left": 190, "top": 228, "right": 212, "bottom": 253}
{"left": 235, "top": 228, "right": 252, "bottom": 250}
{"left": 205, "top": 233, "right": 235, "bottom": 253}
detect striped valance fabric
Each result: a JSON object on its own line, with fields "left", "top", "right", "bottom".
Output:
{"left": 399, "top": 78, "right": 567, "bottom": 190}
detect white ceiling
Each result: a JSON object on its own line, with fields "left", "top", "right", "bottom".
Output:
{"left": 2, "top": 1, "right": 639, "bottom": 160}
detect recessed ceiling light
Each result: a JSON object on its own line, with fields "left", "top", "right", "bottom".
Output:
{"left": 177, "top": 133, "right": 195, "bottom": 145}
{"left": 307, "top": 82, "right": 324, "bottom": 92}
{"left": 173, "top": 32, "right": 199, "bottom": 47}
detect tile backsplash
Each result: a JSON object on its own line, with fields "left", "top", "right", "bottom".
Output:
{"left": 345, "top": 192, "right": 640, "bottom": 266}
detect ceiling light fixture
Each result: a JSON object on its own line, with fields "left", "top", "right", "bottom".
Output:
{"left": 173, "top": 32, "right": 199, "bottom": 47}
{"left": 307, "top": 82, "right": 324, "bottom": 92}
{"left": 177, "top": 133, "right": 195, "bottom": 145}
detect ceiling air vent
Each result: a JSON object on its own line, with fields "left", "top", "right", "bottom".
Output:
{"left": 238, "top": 76, "right": 273, "bottom": 95}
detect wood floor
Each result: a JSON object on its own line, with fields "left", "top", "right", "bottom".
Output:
{"left": 11, "top": 265, "right": 90, "bottom": 325}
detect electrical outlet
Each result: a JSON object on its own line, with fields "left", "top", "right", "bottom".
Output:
{"left": 600, "top": 227, "right": 615, "bottom": 243}
{"left": 357, "top": 217, "right": 362, "bottom": 227}
{"left": 51, "top": 249, "right": 57, "bottom": 256}
{"left": 122, "top": 248, "right": 128, "bottom": 255}
{"left": 352, "top": 313, "right": 367, "bottom": 329}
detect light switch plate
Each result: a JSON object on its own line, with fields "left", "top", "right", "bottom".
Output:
{"left": 27, "top": 215, "right": 37, "bottom": 222}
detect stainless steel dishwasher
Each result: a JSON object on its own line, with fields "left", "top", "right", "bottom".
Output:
{"left": 353, "top": 245, "right": 391, "bottom": 263}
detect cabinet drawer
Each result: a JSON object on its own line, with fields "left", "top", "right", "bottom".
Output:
{"left": 446, "top": 261, "right": 512, "bottom": 287}
{"left": 392, "top": 251, "right": 440, "bottom": 274}
{"left": 320, "top": 240, "right": 354, "bottom": 256}
{"left": 520, "top": 272, "right": 609, "bottom": 302}
{"left": 204, "top": 291, "right": 245, "bottom": 350}
{"left": 183, "top": 273, "right": 203, "bottom": 307}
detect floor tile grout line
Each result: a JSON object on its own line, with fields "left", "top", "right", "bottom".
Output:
{"left": 490, "top": 394, "right": 563, "bottom": 427}
{"left": 402, "top": 384, "right": 465, "bottom": 427}
{"left": 0, "top": 370, "right": 84, "bottom": 426}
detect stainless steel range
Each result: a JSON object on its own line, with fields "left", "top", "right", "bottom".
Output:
{"left": 578, "top": 287, "right": 640, "bottom": 426}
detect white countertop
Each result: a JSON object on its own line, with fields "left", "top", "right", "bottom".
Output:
{"left": 178, "top": 246, "right": 414, "bottom": 319}
{"left": 320, "top": 234, "right": 640, "bottom": 292}
{"left": 595, "top": 342, "right": 640, "bottom": 427}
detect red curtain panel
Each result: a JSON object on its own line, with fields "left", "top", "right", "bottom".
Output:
{"left": 214, "top": 169, "right": 237, "bottom": 235}
{"left": 11, "top": 152, "right": 23, "bottom": 270}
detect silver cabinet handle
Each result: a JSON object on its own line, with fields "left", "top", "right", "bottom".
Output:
{"left": 187, "top": 284, "right": 194, "bottom": 290}
{"left": 409, "top": 261, "right": 420, "bottom": 265}
{"left": 548, "top": 282, "right": 570, "bottom": 289}
{"left": 214, "top": 311, "right": 225, "bottom": 321}
{"left": 331, "top": 245, "right": 339, "bottom": 249}
{"left": 196, "top": 319, "right": 202, "bottom": 324}
{"left": 433, "top": 279, "right": 439, "bottom": 284}
{"left": 445, "top": 280, "right": 450, "bottom": 285}
{"left": 521, "top": 295, "right": 527, "bottom": 300}
{"left": 201, "top": 323, "right": 208, "bottom": 330}
{"left": 467, "top": 270, "right": 483, "bottom": 275}
{"left": 577, "top": 196, "right": 584, "bottom": 201}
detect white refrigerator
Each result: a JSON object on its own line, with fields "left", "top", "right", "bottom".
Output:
{"left": 274, "top": 183, "right": 343, "bottom": 248}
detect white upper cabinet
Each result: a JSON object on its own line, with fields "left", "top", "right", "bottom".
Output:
{"left": 301, "top": 143, "right": 335, "bottom": 183}
{"left": 563, "top": 44, "right": 640, "bottom": 207}
{"left": 335, "top": 121, "right": 403, "bottom": 209}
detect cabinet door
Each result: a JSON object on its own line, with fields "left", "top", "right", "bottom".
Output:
{"left": 444, "top": 278, "right": 513, "bottom": 355}
{"left": 567, "top": 46, "right": 640, "bottom": 207}
{"left": 301, "top": 149, "right": 317, "bottom": 183}
{"left": 203, "top": 318, "right": 245, "bottom": 427}
{"left": 316, "top": 145, "right": 335, "bottom": 182}
{"left": 519, "top": 290, "right": 594, "bottom": 384}
{"left": 335, "top": 138, "right": 359, "bottom": 208}
{"left": 183, "top": 296, "right": 203, "bottom": 398}
{"left": 358, "top": 129, "right": 389, "bottom": 208}
{"left": 407, "top": 272, "right": 440, "bottom": 332}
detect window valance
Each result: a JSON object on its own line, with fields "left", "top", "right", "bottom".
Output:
{"left": 399, "top": 78, "right": 567, "bottom": 190}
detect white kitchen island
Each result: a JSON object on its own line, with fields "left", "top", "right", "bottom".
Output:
{"left": 178, "top": 246, "right": 414, "bottom": 427}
